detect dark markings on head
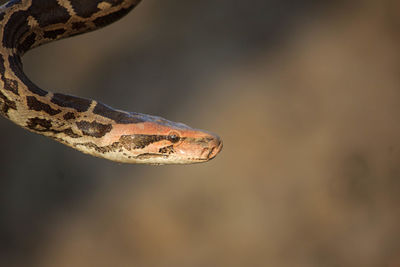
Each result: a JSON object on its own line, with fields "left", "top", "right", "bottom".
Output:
{"left": 43, "top": 29, "right": 66, "bottom": 39}
{"left": 185, "top": 137, "right": 216, "bottom": 148}
{"left": 8, "top": 55, "right": 47, "bottom": 96}
{"left": 159, "top": 145, "right": 175, "bottom": 154}
{"left": 63, "top": 112, "right": 76, "bottom": 120}
{"left": 119, "top": 134, "right": 163, "bottom": 150}
{"left": 118, "top": 134, "right": 182, "bottom": 150}
{"left": 93, "top": 102, "right": 144, "bottom": 124}
{"left": 51, "top": 93, "right": 92, "bottom": 112}
{"left": 26, "top": 95, "right": 61, "bottom": 115}
{"left": 76, "top": 120, "right": 112, "bottom": 138}
{"left": 0, "top": 90, "right": 17, "bottom": 117}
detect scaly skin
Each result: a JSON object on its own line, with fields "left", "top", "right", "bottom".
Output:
{"left": 0, "top": 0, "right": 222, "bottom": 164}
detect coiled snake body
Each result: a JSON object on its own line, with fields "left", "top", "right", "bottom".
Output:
{"left": 0, "top": 0, "right": 222, "bottom": 164}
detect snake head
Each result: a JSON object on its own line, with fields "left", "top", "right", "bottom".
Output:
{"left": 104, "top": 114, "right": 223, "bottom": 164}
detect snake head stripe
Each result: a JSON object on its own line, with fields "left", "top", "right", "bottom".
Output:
{"left": 80, "top": 113, "right": 223, "bottom": 164}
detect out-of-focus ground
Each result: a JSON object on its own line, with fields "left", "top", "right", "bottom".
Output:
{"left": 1, "top": 0, "right": 400, "bottom": 266}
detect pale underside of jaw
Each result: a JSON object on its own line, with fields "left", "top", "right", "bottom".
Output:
{"left": 119, "top": 154, "right": 210, "bottom": 165}
{"left": 132, "top": 143, "right": 223, "bottom": 165}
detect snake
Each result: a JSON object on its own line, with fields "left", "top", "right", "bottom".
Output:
{"left": 0, "top": 0, "right": 222, "bottom": 164}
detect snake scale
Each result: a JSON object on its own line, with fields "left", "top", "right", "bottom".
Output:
{"left": 0, "top": 0, "right": 222, "bottom": 164}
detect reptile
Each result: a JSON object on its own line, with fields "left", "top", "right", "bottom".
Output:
{"left": 0, "top": 0, "right": 222, "bottom": 164}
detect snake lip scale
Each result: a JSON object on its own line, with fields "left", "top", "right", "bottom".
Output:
{"left": 0, "top": 0, "right": 222, "bottom": 165}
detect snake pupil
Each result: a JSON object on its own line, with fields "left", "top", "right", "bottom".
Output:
{"left": 168, "top": 133, "right": 180, "bottom": 143}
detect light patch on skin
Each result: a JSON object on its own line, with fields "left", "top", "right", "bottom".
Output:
{"left": 27, "top": 15, "right": 39, "bottom": 28}
{"left": 87, "top": 100, "right": 97, "bottom": 113}
{"left": 56, "top": 0, "right": 76, "bottom": 16}
{"left": 97, "top": 2, "right": 112, "bottom": 10}
{"left": 137, "top": 123, "right": 145, "bottom": 130}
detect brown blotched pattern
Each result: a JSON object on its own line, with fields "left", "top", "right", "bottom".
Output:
{"left": 0, "top": 90, "right": 17, "bottom": 117}
{"left": 76, "top": 120, "right": 112, "bottom": 138}
{"left": 51, "top": 93, "right": 92, "bottom": 113}
{"left": 0, "top": 0, "right": 222, "bottom": 164}
{"left": 0, "top": 0, "right": 142, "bottom": 145}
{"left": 26, "top": 96, "right": 61, "bottom": 115}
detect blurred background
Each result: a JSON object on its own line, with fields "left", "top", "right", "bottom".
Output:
{"left": 1, "top": 0, "right": 400, "bottom": 266}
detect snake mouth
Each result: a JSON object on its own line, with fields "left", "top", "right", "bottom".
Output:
{"left": 135, "top": 153, "right": 169, "bottom": 160}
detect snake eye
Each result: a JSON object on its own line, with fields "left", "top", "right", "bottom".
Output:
{"left": 167, "top": 132, "right": 180, "bottom": 143}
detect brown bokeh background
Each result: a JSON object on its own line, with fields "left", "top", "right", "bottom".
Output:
{"left": 1, "top": 0, "right": 400, "bottom": 266}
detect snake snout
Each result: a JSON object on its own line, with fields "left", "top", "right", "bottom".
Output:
{"left": 203, "top": 135, "right": 223, "bottom": 160}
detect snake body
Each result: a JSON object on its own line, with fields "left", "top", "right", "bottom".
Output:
{"left": 0, "top": 0, "right": 222, "bottom": 164}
